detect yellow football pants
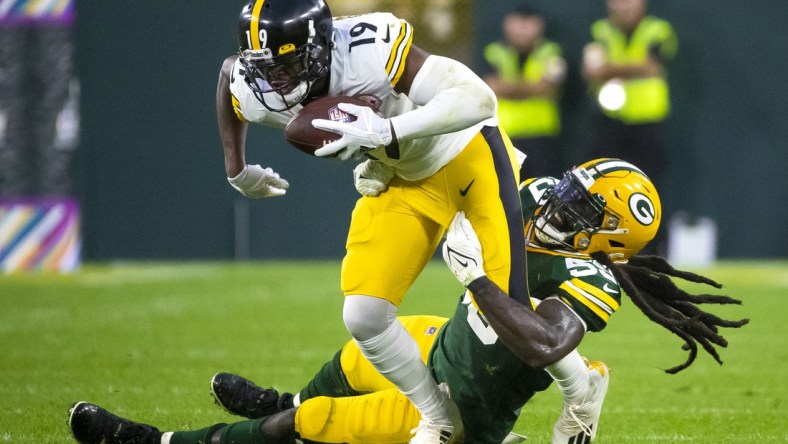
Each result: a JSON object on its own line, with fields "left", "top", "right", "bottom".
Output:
{"left": 294, "top": 316, "right": 448, "bottom": 443}
{"left": 341, "top": 127, "right": 528, "bottom": 307}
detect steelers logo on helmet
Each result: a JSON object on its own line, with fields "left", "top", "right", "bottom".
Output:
{"left": 629, "top": 193, "right": 656, "bottom": 226}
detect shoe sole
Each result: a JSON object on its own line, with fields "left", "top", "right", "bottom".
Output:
{"left": 68, "top": 401, "right": 85, "bottom": 425}
{"left": 68, "top": 401, "right": 97, "bottom": 444}
{"left": 209, "top": 372, "right": 238, "bottom": 416}
{"left": 211, "top": 372, "right": 256, "bottom": 418}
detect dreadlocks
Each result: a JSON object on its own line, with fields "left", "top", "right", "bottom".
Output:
{"left": 590, "top": 252, "right": 750, "bottom": 374}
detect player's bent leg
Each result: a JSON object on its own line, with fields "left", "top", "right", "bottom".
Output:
{"left": 295, "top": 390, "right": 420, "bottom": 443}
{"left": 68, "top": 402, "right": 163, "bottom": 444}
{"left": 167, "top": 412, "right": 295, "bottom": 444}
{"left": 341, "top": 175, "right": 462, "bottom": 443}
{"left": 344, "top": 296, "right": 463, "bottom": 443}
{"left": 340, "top": 315, "right": 448, "bottom": 394}
{"left": 295, "top": 348, "right": 361, "bottom": 404}
{"left": 210, "top": 315, "right": 448, "bottom": 427}
{"left": 215, "top": 410, "right": 299, "bottom": 444}
{"left": 551, "top": 360, "right": 610, "bottom": 444}
{"left": 443, "top": 128, "right": 529, "bottom": 308}
{"left": 68, "top": 400, "right": 302, "bottom": 444}
{"left": 341, "top": 186, "right": 442, "bottom": 306}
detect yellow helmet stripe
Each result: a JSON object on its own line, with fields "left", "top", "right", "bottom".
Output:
{"left": 250, "top": 0, "right": 266, "bottom": 50}
{"left": 386, "top": 20, "right": 414, "bottom": 87}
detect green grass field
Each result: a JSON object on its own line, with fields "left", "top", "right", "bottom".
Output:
{"left": 1, "top": 260, "right": 785, "bottom": 443}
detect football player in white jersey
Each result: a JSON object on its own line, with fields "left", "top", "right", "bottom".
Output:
{"left": 218, "top": 1, "right": 536, "bottom": 441}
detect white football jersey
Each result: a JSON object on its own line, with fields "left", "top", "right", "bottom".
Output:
{"left": 230, "top": 12, "right": 489, "bottom": 181}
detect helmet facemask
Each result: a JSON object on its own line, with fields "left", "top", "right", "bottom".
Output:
{"left": 542, "top": 158, "right": 662, "bottom": 261}
{"left": 534, "top": 168, "right": 606, "bottom": 249}
{"left": 240, "top": 41, "right": 326, "bottom": 112}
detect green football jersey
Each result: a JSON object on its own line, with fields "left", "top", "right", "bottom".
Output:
{"left": 429, "top": 294, "right": 553, "bottom": 444}
{"left": 427, "top": 176, "right": 623, "bottom": 442}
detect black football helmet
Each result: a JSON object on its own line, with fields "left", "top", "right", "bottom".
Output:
{"left": 237, "top": 0, "right": 333, "bottom": 111}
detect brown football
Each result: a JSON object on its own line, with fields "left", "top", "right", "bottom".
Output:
{"left": 283, "top": 95, "right": 380, "bottom": 156}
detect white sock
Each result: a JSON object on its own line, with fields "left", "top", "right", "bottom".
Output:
{"left": 355, "top": 320, "right": 448, "bottom": 422}
{"left": 160, "top": 432, "right": 173, "bottom": 444}
{"left": 545, "top": 349, "right": 589, "bottom": 405}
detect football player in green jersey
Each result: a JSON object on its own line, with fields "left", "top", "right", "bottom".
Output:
{"left": 68, "top": 159, "right": 748, "bottom": 444}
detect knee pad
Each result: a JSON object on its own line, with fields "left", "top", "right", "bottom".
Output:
{"left": 296, "top": 392, "right": 418, "bottom": 443}
{"left": 343, "top": 295, "right": 397, "bottom": 340}
{"left": 294, "top": 396, "right": 333, "bottom": 441}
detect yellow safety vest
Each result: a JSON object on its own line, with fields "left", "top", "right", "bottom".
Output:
{"left": 484, "top": 40, "right": 562, "bottom": 138}
{"left": 591, "top": 16, "right": 678, "bottom": 124}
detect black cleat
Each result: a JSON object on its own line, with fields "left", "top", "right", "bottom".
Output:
{"left": 210, "top": 372, "right": 293, "bottom": 419}
{"left": 68, "top": 401, "right": 162, "bottom": 444}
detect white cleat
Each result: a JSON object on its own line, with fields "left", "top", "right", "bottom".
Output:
{"left": 552, "top": 360, "right": 610, "bottom": 444}
{"left": 409, "top": 383, "right": 464, "bottom": 444}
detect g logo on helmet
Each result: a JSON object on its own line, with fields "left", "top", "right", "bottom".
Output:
{"left": 629, "top": 193, "right": 655, "bottom": 225}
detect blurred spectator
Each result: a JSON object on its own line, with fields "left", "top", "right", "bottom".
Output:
{"left": 481, "top": 3, "right": 567, "bottom": 180}
{"left": 582, "top": 0, "right": 677, "bottom": 188}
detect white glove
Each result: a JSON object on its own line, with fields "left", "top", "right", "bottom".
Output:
{"left": 227, "top": 164, "right": 289, "bottom": 198}
{"left": 353, "top": 160, "right": 394, "bottom": 197}
{"left": 312, "top": 103, "right": 393, "bottom": 160}
{"left": 442, "top": 211, "right": 486, "bottom": 287}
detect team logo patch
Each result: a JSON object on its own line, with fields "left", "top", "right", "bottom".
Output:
{"left": 328, "top": 106, "right": 352, "bottom": 124}
{"left": 425, "top": 326, "right": 438, "bottom": 336}
{"left": 629, "top": 193, "right": 655, "bottom": 225}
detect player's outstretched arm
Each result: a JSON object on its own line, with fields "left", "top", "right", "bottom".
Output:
{"left": 217, "top": 56, "right": 289, "bottom": 198}
{"left": 443, "top": 212, "right": 584, "bottom": 368}
{"left": 216, "top": 55, "right": 248, "bottom": 178}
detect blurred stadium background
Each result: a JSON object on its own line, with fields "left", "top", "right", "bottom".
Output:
{"left": 0, "top": 0, "right": 786, "bottom": 268}
{"left": 1, "top": 2, "right": 786, "bottom": 442}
